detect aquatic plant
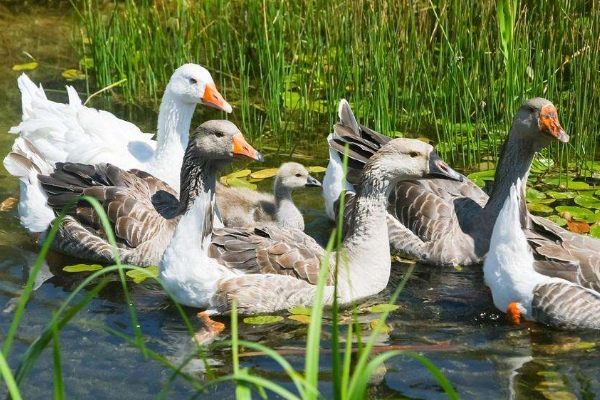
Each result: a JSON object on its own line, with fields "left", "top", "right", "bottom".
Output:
{"left": 73, "top": 0, "right": 600, "bottom": 176}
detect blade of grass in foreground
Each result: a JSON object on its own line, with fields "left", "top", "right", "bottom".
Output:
{"left": 0, "top": 350, "right": 22, "bottom": 400}
{"left": 51, "top": 314, "right": 65, "bottom": 400}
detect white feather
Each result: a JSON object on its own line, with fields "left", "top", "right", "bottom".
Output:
{"left": 160, "top": 191, "right": 239, "bottom": 309}
{"left": 323, "top": 135, "right": 355, "bottom": 220}
{"left": 483, "top": 180, "right": 547, "bottom": 317}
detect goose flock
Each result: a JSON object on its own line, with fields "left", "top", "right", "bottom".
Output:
{"left": 4, "top": 63, "right": 600, "bottom": 333}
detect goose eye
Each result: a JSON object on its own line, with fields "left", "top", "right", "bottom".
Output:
{"left": 189, "top": 78, "right": 197, "bottom": 84}
{"left": 295, "top": 173, "right": 302, "bottom": 177}
{"left": 409, "top": 152, "right": 419, "bottom": 158}
{"left": 214, "top": 131, "right": 224, "bottom": 138}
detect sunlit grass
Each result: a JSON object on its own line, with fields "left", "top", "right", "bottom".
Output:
{"left": 73, "top": 0, "right": 600, "bottom": 175}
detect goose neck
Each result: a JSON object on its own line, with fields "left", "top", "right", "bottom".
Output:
{"left": 482, "top": 132, "right": 536, "bottom": 228}
{"left": 152, "top": 92, "right": 196, "bottom": 175}
{"left": 178, "top": 157, "right": 217, "bottom": 214}
{"left": 337, "top": 168, "right": 392, "bottom": 300}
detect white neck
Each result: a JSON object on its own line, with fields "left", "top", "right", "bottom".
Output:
{"left": 336, "top": 168, "right": 392, "bottom": 303}
{"left": 275, "top": 185, "right": 304, "bottom": 230}
{"left": 149, "top": 91, "right": 196, "bottom": 189}
{"left": 323, "top": 139, "right": 355, "bottom": 220}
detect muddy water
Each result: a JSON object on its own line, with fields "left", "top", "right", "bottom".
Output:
{"left": 0, "top": 4, "right": 599, "bottom": 400}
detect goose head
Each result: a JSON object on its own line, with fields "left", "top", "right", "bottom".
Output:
{"left": 188, "top": 120, "right": 263, "bottom": 169}
{"left": 366, "top": 138, "right": 463, "bottom": 184}
{"left": 166, "top": 64, "right": 232, "bottom": 113}
{"left": 275, "top": 162, "right": 322, "bottom": 190}
{"left": 511, "top": 98, "right": 568, "bottom": 150}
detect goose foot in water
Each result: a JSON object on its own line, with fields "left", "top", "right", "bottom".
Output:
{"left": 195, "top": 311, "right": 225, "bottom": 344}
{"left": 506, "top": 302, "right": 525, "bottom": 325}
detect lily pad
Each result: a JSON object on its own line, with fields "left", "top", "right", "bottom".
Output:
{"left": 62, "top": 69, "right": 86, "bottom": 80}
{"left": 566, "top": 181, "right": 590, "bottom": 190}
{"left": 250, "top": 168, "right": 279, "bottom": 179}
{"left": 126, "top": 266, "right": 158, "bottom": 283}
{"left": 526, "top": 188, "right": 546, "bottom": 201}
{"left": 288, "top": 315, "right": 311, "bottom": 324}
{"left": 243, "top": 315, "right": 284, "bottom": 325}
{"left": 574, "top": 195, "right": 600, "bottom": 210}
{"left": 12, "top": 62, "right": 38, "bottom": 71}
{"left": 547, "top": 191, "right": 575, "bottom": 199}
{"left": 367, "top": 304, "right": 400, "bottom": 313}
{"left": 227, "top": 177, "right": 257, "bottom": 190}
{"left": 63, "top": 264, "right": 103, "bottom": 273}
{"left": 528, "top": 203, "right": 553, "bottom": 213}
{"left": 224, "top": 169, "right": 251, "bottom": 179}
{"left": 0, "top": 197, "right": 17, "bottom": 211}
{"left": 547, "top": 215, "right": 567, "bottom": 227}
{"left": 307, "top": 166, "right": 327, "bottom": 174}
{"left": 590, "top": 224, "right": 600, "bottom": 238}
{"left": 370, "top": 320, "right": 393, "bottom": 334}
{"left": 282, "top": 91, "right": 303, "bottom": 109}
{"left": 555, "top": 206, "right": 599, "bottom": 223}
{"left": 567, "top": 220, "right": 590, "bottom": 234}
{"left": 288, "top": 306, "right": 312, "bottom": 315}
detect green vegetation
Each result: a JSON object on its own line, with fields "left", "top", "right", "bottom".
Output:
{"left": 74, "top": 0, "right": 600, "bottom": 174}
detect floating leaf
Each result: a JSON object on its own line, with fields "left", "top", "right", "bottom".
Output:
{"left": 62, "top": 69, "right": 86, "bottom": 80}
{"left": 467, "top": 169, "right": 496, "bottom": 181}
{"left": 526, "top": 188, "right": 546, "bottom": 201}
{"left": 243, "top": 315, "right": 284, "bottom": 325}
{"left": 63, "top": 264, "right": 103, "bottom": 273}
{"left": 224, "top": 169, "right": 251, "bottom": 179}
{"left": 250, "top": 168, "right": 279, "bottom": 179}
{"left": 288, "top": 306, "right": 312, "bottom": 315}
{"left": 282, "top": 91, "right": 303, "bottom": 109}
{"left": 547, "top": 215, "right": 567, "bottom": 227}
{"left": 288, "top": 315, "right": 311, "bottom": 324}
{"left": 367, "top": 304, "right": 400, "bottom": 313}
{"left": 566, "top": 181, "right": 590, "bottom": 190}
{"left": 574, "top": 195, "right": 600, "bottom": 210}
{"left": 12, "top": 62, "right": 38, "bottom": 71}
{"left": 226, "top": 177, "right": 257, "bottom": 190}
{"left": 307, "top": 166, "right": 326, "bottom": 174}
{"left": 556, "top": 206, "right": 599, "bottom": 223}
{"left": 0, "top": 197, "right": 17, "bottom": 211}
{"left": 370, "top": 320, "right": 393, "bottom": 334}
{"left": 528, "top": 203, "right": 553, "bottom": 213}
{"left": 547, "top": 191, "right": 575, "bottom": 199}
{"left": 80, "top": 57, "right": 94, "bottom": 69}
{"left": 590, "top": 224, "right": 600, "bottom": 238}
{"left": 567, "top": 220, "right": 590, "bottom": 234}
{"left": 126, "top": 266, "right": 158, "bottom": 283}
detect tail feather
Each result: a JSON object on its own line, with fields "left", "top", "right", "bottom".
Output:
{"left": 16, "top": 73, "right": 47, "bottom": 119}
{"left": 328, "top": 100, "right": 391, "bottom": 184}
{"left": 66, "top": 86, "right": 82, "bottom": 107}
{"left": 3, "top": 137, "right": 53, "bottom": 182}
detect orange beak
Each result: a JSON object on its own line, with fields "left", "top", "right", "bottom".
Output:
{"left": 201, "top": 83, "right": 233, "bottom": 113}
{"left": 232, "top": 133, "right": 263, "bottom": 161}
{"left": 506, "top": 302, "right": 523, "bottom": 325}
{"left": 539, "top": 104, "right": 568, "bottom": 143}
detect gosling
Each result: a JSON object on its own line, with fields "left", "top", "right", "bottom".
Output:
{"left": 216, "top": 162, "right": 321, "bottom": 230}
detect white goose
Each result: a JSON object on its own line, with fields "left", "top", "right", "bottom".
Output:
{"left": 5, "top": 64, "right": 231, "bottom": 235}
{"left": 484, "top": 180, "right": 600, "bottom": 330}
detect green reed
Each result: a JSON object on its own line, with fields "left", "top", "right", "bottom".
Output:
{"left": 72, "top": 0, "right": 600, "bottom": 174}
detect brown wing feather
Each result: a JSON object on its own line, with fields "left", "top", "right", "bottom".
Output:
{"left": 532, "top": 281, "right": 600, "bottom": 329}
{"left": 209, "top": 226, "right": 325, "bottom": 284}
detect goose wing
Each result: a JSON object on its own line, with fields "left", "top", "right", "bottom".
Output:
{"left": 532, "top": 280, "right": 600, "bottom": 329}
{"left": 209, "top": 226, "right": 326, "bottom": 284}
{"left": 39, "top": 162, "right": 178, "bottom": 249}
{"left": 528, "top": 215, "right": 600, "bottom": 290}
{"left": 10, "top": 74, "right": 154, "bottom": 170}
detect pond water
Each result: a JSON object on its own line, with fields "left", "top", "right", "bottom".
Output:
{"left": 1, "top": 5, "right": 600, "bottom": 400}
